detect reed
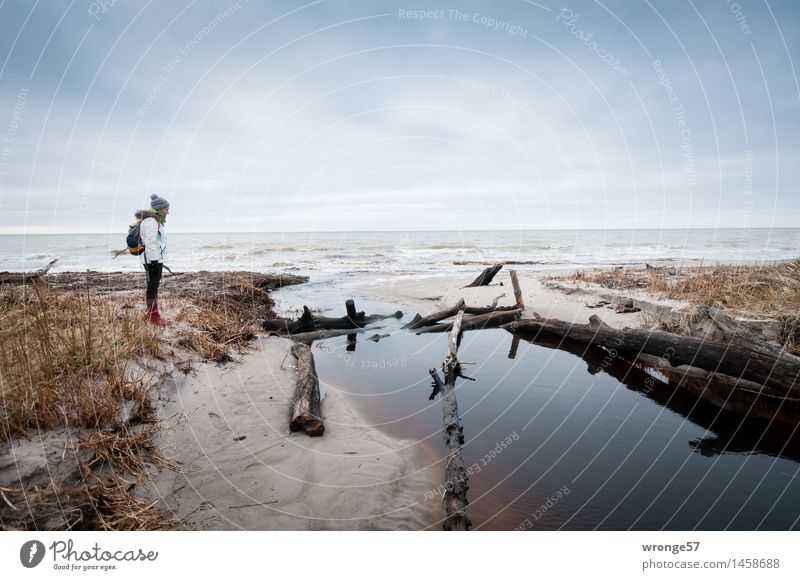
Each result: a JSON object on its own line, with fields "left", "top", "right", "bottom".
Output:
{"left": 556, "top": 259, "right": 800, "bottom": 352}
{"left": 0, "top": 284, "right": 172, "bottom": 530}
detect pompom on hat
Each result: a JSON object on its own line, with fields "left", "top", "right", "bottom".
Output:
{"left": 150, "top": 194, "right": 170, "bottom": 211}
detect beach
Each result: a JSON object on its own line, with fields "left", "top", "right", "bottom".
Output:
{"left": 2, "top": 247, "right": 800, "bottom": 530}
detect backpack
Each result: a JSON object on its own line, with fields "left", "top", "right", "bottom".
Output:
{"left": 126, "top": 217, "right": 159, "bottom": 256}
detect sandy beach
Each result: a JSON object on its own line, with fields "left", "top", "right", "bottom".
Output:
{"left": 2, "top": 260, "right": 798, "bottom": 530}
{"left": 142, "top": 334, "right": 441, "bottom": 530}
{"left": 139, "top": 268, "right": 663, "bottom": 530}
{"left": 360, "top": 268, "right": 662, "bottom": 326}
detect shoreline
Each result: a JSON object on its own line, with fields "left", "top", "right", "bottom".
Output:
{"left": 2, "top": 259, "right": 797, "bottom": 530}
{"left": 143, "top": 335, "right": 442, "bottom": 530}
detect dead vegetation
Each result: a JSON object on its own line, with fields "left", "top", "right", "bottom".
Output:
{"left": 0, "top": 284, "right": 161, "bottom": 443}
{"left": 0, "top": 282, "right": 173, "bottom": 529}
{"left": 554, "top": 259, "right": 800, "bottom": 353}
{"left": 171, "top": 273, "right": 280, "bottom": 363}
{"left": 1, "top": 270, "right": 307, "bottom": 530}
{"left": 1, "top": 471, "right": 174, "bottom": 531}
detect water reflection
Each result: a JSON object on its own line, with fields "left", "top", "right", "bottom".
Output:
{"left": 509, "top": 331, "right": 800, "bottom": 463}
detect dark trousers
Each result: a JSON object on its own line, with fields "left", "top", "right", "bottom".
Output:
{"left": 144, "top": 261, "right": 163, "bottom": 303}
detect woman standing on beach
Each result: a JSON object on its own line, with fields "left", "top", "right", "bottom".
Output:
{"left": 138, "top": 194, "right": 170, "bottom": 326}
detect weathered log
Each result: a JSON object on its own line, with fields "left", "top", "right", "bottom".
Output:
{"left": 462, "top": 304, "right": 518, "bottom": 315}
{"left": 416, "top": 309, "right": 522, "bottom": 334}
{"left": 263, "top": 306, "right": 316, "bottom": 333}
{"left": 464, "top": 263, "right": 503, "bottom": 287}
{"left": 403, "top": 313, "right": 422, "bottom": 329}
{"left": 504, "top": 316, "right": 800, "bottom": 397}
{"left": 519, "top": 332, "right": 800, "bottom": 427}
{"left": 264, "top": 300, "right": 402, "bottom": 334}
{"left": 313, "top": 310, "right": 402, "bottom": 329}
{"left": 290, "top": 328, "right": 364, "bottom": 343}
{"left": 407, "top": 297, "right": 517, "bottom": 329}
{"left": 682, "top": 304, "right": 785, "bottom": 355}
{"left": 345, "top": 299, "right": 358, "bottom": 325}
{"left": 0, "top": 259, "right": 58, "bottom": 284}
{"left": 289, "top": 343, "right": 324, "bottom": 436}
{"left": 509, "top": 269, "right": 525, "bottom": 310}
{"left": 430, "top": 310, "right": 471, "bottom": 531}
{"left": 405, "top": 299, "right": 466, "bottom": 330}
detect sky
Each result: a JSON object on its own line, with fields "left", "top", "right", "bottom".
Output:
{"left": 0, "top": 0, "right": 798, "bottom": 233}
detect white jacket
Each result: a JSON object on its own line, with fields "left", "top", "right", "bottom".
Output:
{"left": 139, "top": 216, "right": 168, "bottom": 265}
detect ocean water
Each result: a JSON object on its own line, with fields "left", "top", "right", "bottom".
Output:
{"left": 1, "top": 228, "right": 798, "bottom": 277}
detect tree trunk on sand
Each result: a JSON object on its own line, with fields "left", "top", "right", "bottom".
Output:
{"left": 263, "top": 306, "right": 315, "bottom": 333}
{"left": 405, "top": 297, "right": 517, "bottom": 330}
{"left": 312, "top": 310, "right": 402, "bottom": 329}
{"left": 290, "top": 328, "right": 364, "bottom": 343}
{"left": 680, "top": 304, "right": 785, "bottom": 355}
{"left": 289, "top": 343, "right": 324, "bottom": 436}
{"left": 503, "top": 315, "right": 800, "bottom": 397}
{"left": 263, "top": 300, "right": 402, "bottom": 334}
{"left": 415, "top": 309, "right": 522, "bottom": 334}
{"left": 430, "top": 310, "right": 471, "bottom": 531}
{"left": 509, "top": 269, "right": 525, "bottom": 311}
{"left": 517, "top": 332, "right": 800, "bottom": 426}
{"left": 464, "top": 263, "right": 503, "bottom": 287}
{"left": 404, "top": 299, "right": 466, "bottom": 329}
{"left": 0, "top": 259, "right": 58, "bottom": 284}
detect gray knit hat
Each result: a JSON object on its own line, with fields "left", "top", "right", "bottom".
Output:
{"left": 150, "top": 194, "right": 170, "bottom": 211}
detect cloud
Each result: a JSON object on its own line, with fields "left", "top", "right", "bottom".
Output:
{"left": 0, "top": 0, "right": 798, "bottom": 233}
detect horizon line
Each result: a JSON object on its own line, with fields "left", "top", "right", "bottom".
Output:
{"left": 2, "top": 226, "right": 799, "bottom": 236}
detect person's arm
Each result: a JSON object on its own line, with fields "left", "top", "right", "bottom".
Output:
{"left": 140, "top": 218, "right": 160, "bottom": 262}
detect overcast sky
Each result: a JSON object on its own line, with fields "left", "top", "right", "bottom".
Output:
{"left": 0, "top": 0, "right": 798, "bottom": 233}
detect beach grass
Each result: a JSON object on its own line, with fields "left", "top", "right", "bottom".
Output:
{"left": 0, "top": 283, "right": 161, "bottom": 443}
{"left": 557, "top": 258, "right": 800, "bottom": 351}
{"left": 171, "top": 273, "right": 275, "bottom": 363}
{"left": 0, "top": 282, "right": 173, "bottom": 529}
{"left": 0, "top": 271, "right": 299, "bottom": 530}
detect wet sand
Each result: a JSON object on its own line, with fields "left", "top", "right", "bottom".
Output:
{"left": 143, "top": 334, "right": 442, "bottom": 530}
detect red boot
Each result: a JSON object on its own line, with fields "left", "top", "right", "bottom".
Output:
{"left": 146, "top": 303, "right": 168, "bottom": 326}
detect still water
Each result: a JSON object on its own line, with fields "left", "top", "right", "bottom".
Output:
{"left": 275, "top": 283, "right": 800, "bottom": 531}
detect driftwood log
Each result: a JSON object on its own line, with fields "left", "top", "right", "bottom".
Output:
{"left": 504, "top": 315, "right": 800, "bottom": 397}
{"left": 416, "top": 308, "right": 522, "bottom": 334}
{"left": 509, "top": 269, "right": 525, "bottom": 310}
{"left": 464, "top": 263, "right": 503, "bottom": 287}
{"left": 289, "top": 343, "right": 324, "bottom": 436}
{"left": 679, "top": 304, "right": 785, "bottom": 355}
{"left": 404, "top": 299, "right": 466, "bottom": 330}
{"left": 430, "top": 310, "right": 471, "bottom": 531}
{"left": 516, "top": 331, "right": 800, "bottom": 426}
{"left": 290, "top": 328, "right": 364, "bottom": 343}
{"left": 0, "top": 258, "right": 58, "bottom": 284}
{"left": 264, "top": 306, "right": 316, "bottom": 334}
{"left": 264, "top": 299, "right": 402, "bottom": 335}
{"left": 462, "top": 302, "right": 518, "bottom": 316}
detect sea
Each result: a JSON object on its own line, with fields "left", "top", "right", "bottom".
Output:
{"left": 1, "top": 227, "right": 798, "bottom": 276}
{"left": 3, "top": 227, "right": 800, "bottom": 530}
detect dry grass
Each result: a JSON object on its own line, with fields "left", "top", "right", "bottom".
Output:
{"left": 0, "top": 284, "right": 161, "bottom": 443}
{"left": 1, "top": 271, "right": 303, "bottom": 530}
{"left": 79, "top": 425, "right": 175, "bottom": 475}
{"left": 172, "top": 273, "right": 275, "bottom": 363}
{"left": 557, "top": 259, "right": 800, "bottom": 352}
{"left": 1, "top": 473, "right": 174, "bottom": 531}
{"left": 0, "top": 282, "right": 173, "bottom": 530}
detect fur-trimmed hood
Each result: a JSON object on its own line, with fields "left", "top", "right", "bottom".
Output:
{"left": 135, "top": 209, "right": 161, "bottom": 220}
